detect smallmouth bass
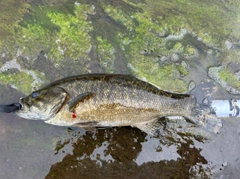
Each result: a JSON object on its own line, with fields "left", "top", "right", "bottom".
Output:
{"left": 13, "top": 74, "right": 222, "bottom": 135}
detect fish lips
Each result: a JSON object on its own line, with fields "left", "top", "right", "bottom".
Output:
{"left": 19, "top": 97, "right": 29, "bottom": 111}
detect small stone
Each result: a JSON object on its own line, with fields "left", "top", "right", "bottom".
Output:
{"left": 234, "top": 70, "right": 240, "bottom": 81}
{"left": 225, "top": 40, "right": 232, "bottom": 49}
{"left": 75, "top": 2, "right": 80, "bottom": 6}
{"left": 160, "top": 56, "right": 168, "bottom": 62}
{"left": 188, "top": 81, "right": 196, "bottom": 92}
{"left": 171, "top": 53, "right": 179, "bottom": 61}
{"left": 222, "top": 162, "right": 228, "bottom": 167}
{"left": 181, "top": 60, "right": 188, "bottom": 68}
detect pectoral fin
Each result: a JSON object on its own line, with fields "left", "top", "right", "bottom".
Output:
{"left": 68, "top": 92, "right": 95, "bottom": 112}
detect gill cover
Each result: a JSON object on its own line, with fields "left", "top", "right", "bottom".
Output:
{"left": 16, "top": 86, "right": 69, "bottom": 120}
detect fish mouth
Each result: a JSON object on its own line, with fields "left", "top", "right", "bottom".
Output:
{"left": 14, "top": 103, "right": 22, "bottom": 111}
{"left": 19, "top": 98, "right": 24, "bottom": 110}
{"left": 19, "top": 97, "right": 28, "bottom": 111}
{"left": 18, "top": 98, "right": 23, "bottom": 110}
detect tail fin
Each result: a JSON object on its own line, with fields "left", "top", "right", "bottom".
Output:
{"left": 187, "top": 104, "right": 222, "bottom": 134}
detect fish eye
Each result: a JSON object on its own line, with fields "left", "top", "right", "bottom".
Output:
{"left": 31, "top": 91, "right": 39, "bottom": 98}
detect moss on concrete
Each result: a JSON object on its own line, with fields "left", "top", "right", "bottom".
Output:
{"left": 142, "top": 0, "right": 238, "bottom": 46}
{"left": 184, "top": 45, "right": 197, "bottom": 56}
{"left": 0, "top": 72, "right": 33, "bottom": 93}
{"left": 221, "top": 50, "right": 240, "bottom": 65}
{"left": 97, "top": 36, "right": 115, "bottom": 73}
{"left": 129, "top": 63, "right": 188, "bottom": 93}
{"left": 0, "top": 70, "right": 46, "bottom": 94}
{"left": 104, "top": 4, "right": 189, "bottom": 92}
{"left": 1, "top": 0, "right": 239, "bottom": 93}
{"left": 173, "top": 42, "right": 184, "bottom": 52}
{"left": 177, "top": 62, "right": 189, "bottom": 77}
{"left": 219, "top": 68, "right": 240, "bottom": 90}
{"left": 15, "top": 3, "right": 93, "bottom": 62}
{"left": 0, "top": 0, "right": 29, "bottom": 48}
{"left": 46, "top": 4, "right": 93, "bottom": 60}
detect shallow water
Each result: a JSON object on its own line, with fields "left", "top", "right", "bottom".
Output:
{"left": 1, "top": 107, "right": 240, "bottom": 179}
{"left": 0, "top": 0, "right": 240, "bottom": 178}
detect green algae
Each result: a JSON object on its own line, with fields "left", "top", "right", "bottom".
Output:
{"left": 46, "top": 4, "right": 93, "bottom": 60}
{"left": 177, "top": 62, "right": 189, "bottom": 77}
{"left": 142, "top": 0, "right": 237, "bottom": 46}
{"left": 104, "top": 4, "right": 165, "bottom": 53}
{"left": 97, "top": 36, "right": 115, "bottom": 73}
{"left": 0, "top": 72, "right": 33, "bottom": 93}
{"left": 104, "top": 4, "right": 189, "bottom": 92}
{"left": 16, "top": 23, "right": 51, "bottom": 58}
{"left": 231, "top": 11, "right": 240, "bottom": 40}
{"left": 219, "top": 68, "right": 240, "bottom": 90}
{"left": 221, "top": 50, "right": 240, "bottom": 65}
{"left": 184, "top": 45, "right": 197, "bottom": 56}
{"left": 129, "top": 63, "right": 188, "bottom": 93}
{"left": 104, "top": 5, "right": 136, "bottom": 32}
{"left": 2, "top": 0, "right": 239, "bottom": 61}
{"left": 15, "top": 3, "right": 93, "bottom": 62}
{"left": 0, "top": 71, "right": 46, "bottom": 94}
{"left": 0, "top": 0, "right": 29, "bottom": 48}
{"left": 172, "top": 42, "right": 184, "bottom": 52}
{"left": 102, "top": 0, "right": 239, "bottom": 92}
{"left": 1, "top": 0, "right": 239, "bottom": 93}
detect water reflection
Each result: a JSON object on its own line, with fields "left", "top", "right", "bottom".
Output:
{"left": 45, "top": 127, "right": 208, "bottom": 179}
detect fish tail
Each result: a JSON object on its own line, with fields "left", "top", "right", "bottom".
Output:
{"left": 188, "top": 103, "right": 222, "bottom": 134}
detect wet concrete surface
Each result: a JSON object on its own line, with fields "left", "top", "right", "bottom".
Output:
{"left": 0, "top": 81, "right": 239, "bottom": 179}
{"left": 0, "top": 1, "right": 240, "bottom": 178}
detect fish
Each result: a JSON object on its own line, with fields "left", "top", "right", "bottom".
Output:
{"left": 12, "top": 74, "right": 222, "bottom": 135}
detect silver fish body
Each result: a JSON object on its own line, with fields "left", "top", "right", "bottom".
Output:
{"left": 15, "top": 74, "right": 222, "bottom": 135}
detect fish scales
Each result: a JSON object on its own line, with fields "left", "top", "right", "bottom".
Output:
{"left": 47, "top": 75, "right": 190, "bottom": 109}
{"left": 41, "top": 74, "right": 194, "bottom": 125}
{"left": 13, "top": 74, "right": 222, "bottom": 135}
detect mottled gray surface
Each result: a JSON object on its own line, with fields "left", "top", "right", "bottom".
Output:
{"left": 0, "top": 0, "right": 240, "bottom": 178}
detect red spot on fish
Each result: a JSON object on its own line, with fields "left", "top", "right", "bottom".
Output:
{"left": 72, "top": 112, "right": 77, "bottom": 118}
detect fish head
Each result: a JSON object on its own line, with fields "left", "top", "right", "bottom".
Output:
{"left": 15, "top": 86, "right": 69, "bottom": 120}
